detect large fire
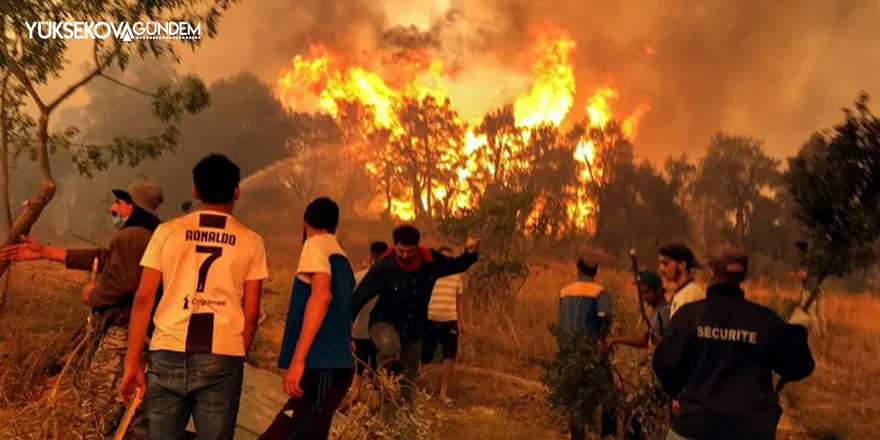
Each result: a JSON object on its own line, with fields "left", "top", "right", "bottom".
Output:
{"left": 276, "top": 28, "right": 649, "bottom": 232}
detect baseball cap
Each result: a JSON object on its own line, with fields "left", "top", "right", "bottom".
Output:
{"left": 112, "top": 180, "right": 164, "bottom": 214}
{"left": 638, "top": 270, "right": 663, "bottom": 290}
{"left": 709, "top": 244, "right": 749, "bottom": 285}
{"left": 659, "top": 243, "right": 701, "bottom": 270}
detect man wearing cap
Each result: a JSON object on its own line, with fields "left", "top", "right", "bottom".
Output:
{"left": 1, "top": 180, "right": 163, "bottom": 435}
{"left": 557, "top": 254, "right": 616, "bottom": 440}
{"left": 604, "top": 270, "right": 671, "bottom": 349}
{"left": 653, "top": 245, "right": 815, "bottom": 440}
{"left": 658, "top": 244, "right": 705, "bottom": 318}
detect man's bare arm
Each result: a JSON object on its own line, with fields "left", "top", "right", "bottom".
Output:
{"left": 40, "top": 246, "right": 66, "bottom": 262}
{"left": 0, "top": 236, "right": 66, "bottom": 262}
{"left": 242, "top": 279, "right": 263, "bottom": 354}
{"left": 124, "top": 268, "right": 162, "bottom": 368}
{"left": 291, "top": 273, "right": 333, "bottom": 365}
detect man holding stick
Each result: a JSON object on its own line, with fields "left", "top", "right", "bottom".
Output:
{"left": 1, "top": 181, "right": 163, "bottom": 437}
{"left": 605, "top": 270, "right": 671, "bottom": 349}
{"left": 653, "top": 245, "right": 814, "bottom": 440}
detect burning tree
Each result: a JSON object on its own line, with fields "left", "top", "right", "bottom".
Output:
{"left": 474, "top": 105, "right": 523, "bottom": 186}
{"left": 274, "top": 27, "right": 652, "bottom": 237}
{"left": 396, "top": 96, "right": 465, "bottom": 220}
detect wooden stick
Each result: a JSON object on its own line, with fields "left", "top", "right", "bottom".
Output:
{"left": 90, "top": 255, "right": 99, "bottom": 282}
{"left": 48, "top": 256, "right": 100, "bottom": 405}
{"left": 113, "top": 386, "right": 144, "bottom": 440}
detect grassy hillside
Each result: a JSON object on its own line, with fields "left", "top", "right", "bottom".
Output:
{"left": 0, "top": 256, "right": 877, "bottom": 439}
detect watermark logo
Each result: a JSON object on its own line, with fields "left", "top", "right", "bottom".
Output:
{"left": 25, "top": 21, "right": 201, "bottom": 41}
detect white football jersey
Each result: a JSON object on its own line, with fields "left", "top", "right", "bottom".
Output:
{"left": 141, "top": 210, "right": 268, "bottom": 356}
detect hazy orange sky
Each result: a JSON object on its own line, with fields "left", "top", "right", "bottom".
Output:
{"left": 46, "top": 0, "right": 880, "bottom": 163}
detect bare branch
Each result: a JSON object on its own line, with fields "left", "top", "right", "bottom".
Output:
{"left": 5, "top": 59, "right": 46, "bottom": 114}
{"left": 97, "top": 73, "right": 157, "bottom": 98}
{"left": 46, "top": 44, "right": 122, "bottom": 112}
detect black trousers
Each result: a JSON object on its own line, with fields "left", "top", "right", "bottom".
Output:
{"left": 259, "top": 369, "right": 354, "bottom": 440}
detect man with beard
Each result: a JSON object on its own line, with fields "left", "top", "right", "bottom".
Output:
{"left": 352, "top": 225, "right": 479, "bottom": 404}
{"left": 2, "top": 181, "right": 163, "bottom": 437}
{"left": 654, "top": 245, "right": 814, "bottom": 440}
{"left": 658, "top": 244, "right": 705, "bottom": 318}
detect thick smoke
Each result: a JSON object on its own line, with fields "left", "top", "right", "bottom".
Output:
{"left": 182, "top": 0, "right": 880, "bottom": 160}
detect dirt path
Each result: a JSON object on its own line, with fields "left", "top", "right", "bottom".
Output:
{"left": 419, "top": 365, "right": 565, "bottom": 440}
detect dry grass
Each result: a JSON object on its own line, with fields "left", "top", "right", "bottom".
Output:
{"left": 459, "top": 261, "right": 880, "bottom": 440}
{"left": 1, "top": 253, "right": 878, "bottom": 440}
{"left": 0, "top": 261, "right": 108, "bottom": 440}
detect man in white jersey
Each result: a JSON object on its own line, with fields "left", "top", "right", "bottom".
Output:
{"left": 421, "top": 246, "right": 466, "bottom": 408}
{"left": 659, "top": 243, "right": 705, "bottom": 318}
{"left": 121, "top": 154, "right": 268, "bottom": 440}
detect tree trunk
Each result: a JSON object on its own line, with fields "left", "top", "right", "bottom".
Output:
{"left": 800, "top": 272, "right": 827, "bottom": 312}
{"left": 0, "top": 113, "right": 56, "bottom": 279}
{"left": 384, "top": 168, "right": 392, "bottom": 217}
{"left": 0, "top": 72, "right": 10, "bottom": 314}
{"left": 411, "top": 171, "right": 421, "bottom": 220}
{"left": 735, "top": 204, "right": 745, "bottom": 246}
{"left": 0, "top": 72, "right": 11, "bottom": 229}
{"left": 425, "top": 137, "right": 433, "bottom": 219}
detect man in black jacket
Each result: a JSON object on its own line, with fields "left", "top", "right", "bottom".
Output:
{"left": 653, "top": 245, "right": 814, "bottom": 440}
{"left": 352, "top": 225, "right": 479, "bottom": 403}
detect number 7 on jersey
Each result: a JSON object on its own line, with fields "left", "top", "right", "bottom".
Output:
{"left": 195, "top": 245, "right": 223, "bottom": 292}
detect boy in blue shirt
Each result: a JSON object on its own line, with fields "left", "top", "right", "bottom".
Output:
{"left": 260, "top": 197, "right": 355, "bottom": 440}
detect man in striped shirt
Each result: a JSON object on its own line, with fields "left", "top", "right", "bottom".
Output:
{"left": 421, "top": 246, "right": 466, "bottom": 408}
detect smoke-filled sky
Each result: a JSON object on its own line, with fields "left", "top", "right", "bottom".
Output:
{"left": 59, "top": 0, "right": 880, "bottom": 162}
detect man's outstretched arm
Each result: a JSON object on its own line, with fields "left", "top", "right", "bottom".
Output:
{"left": 1, "top": 236, "right": 69, "bottom": 263}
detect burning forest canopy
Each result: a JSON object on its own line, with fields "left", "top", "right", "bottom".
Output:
{"left": 275, "top": 26, "right": 650, "bottom": 234}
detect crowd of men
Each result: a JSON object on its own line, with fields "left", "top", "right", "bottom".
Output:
{"left": 1, "top": 153, "right": 475, "bottom": 440}
{"left": 558, "top": 243, "right": 816, "bottom": 440}
{"left": 0, "top": 152, "right": 821, "bottom": 440}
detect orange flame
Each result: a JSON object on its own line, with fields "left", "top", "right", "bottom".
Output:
{"left": 276, "top": 29, "right": 650, "bottom": 230}
{"left": 513, "top": 35, "right": 576, "bottom": 128}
